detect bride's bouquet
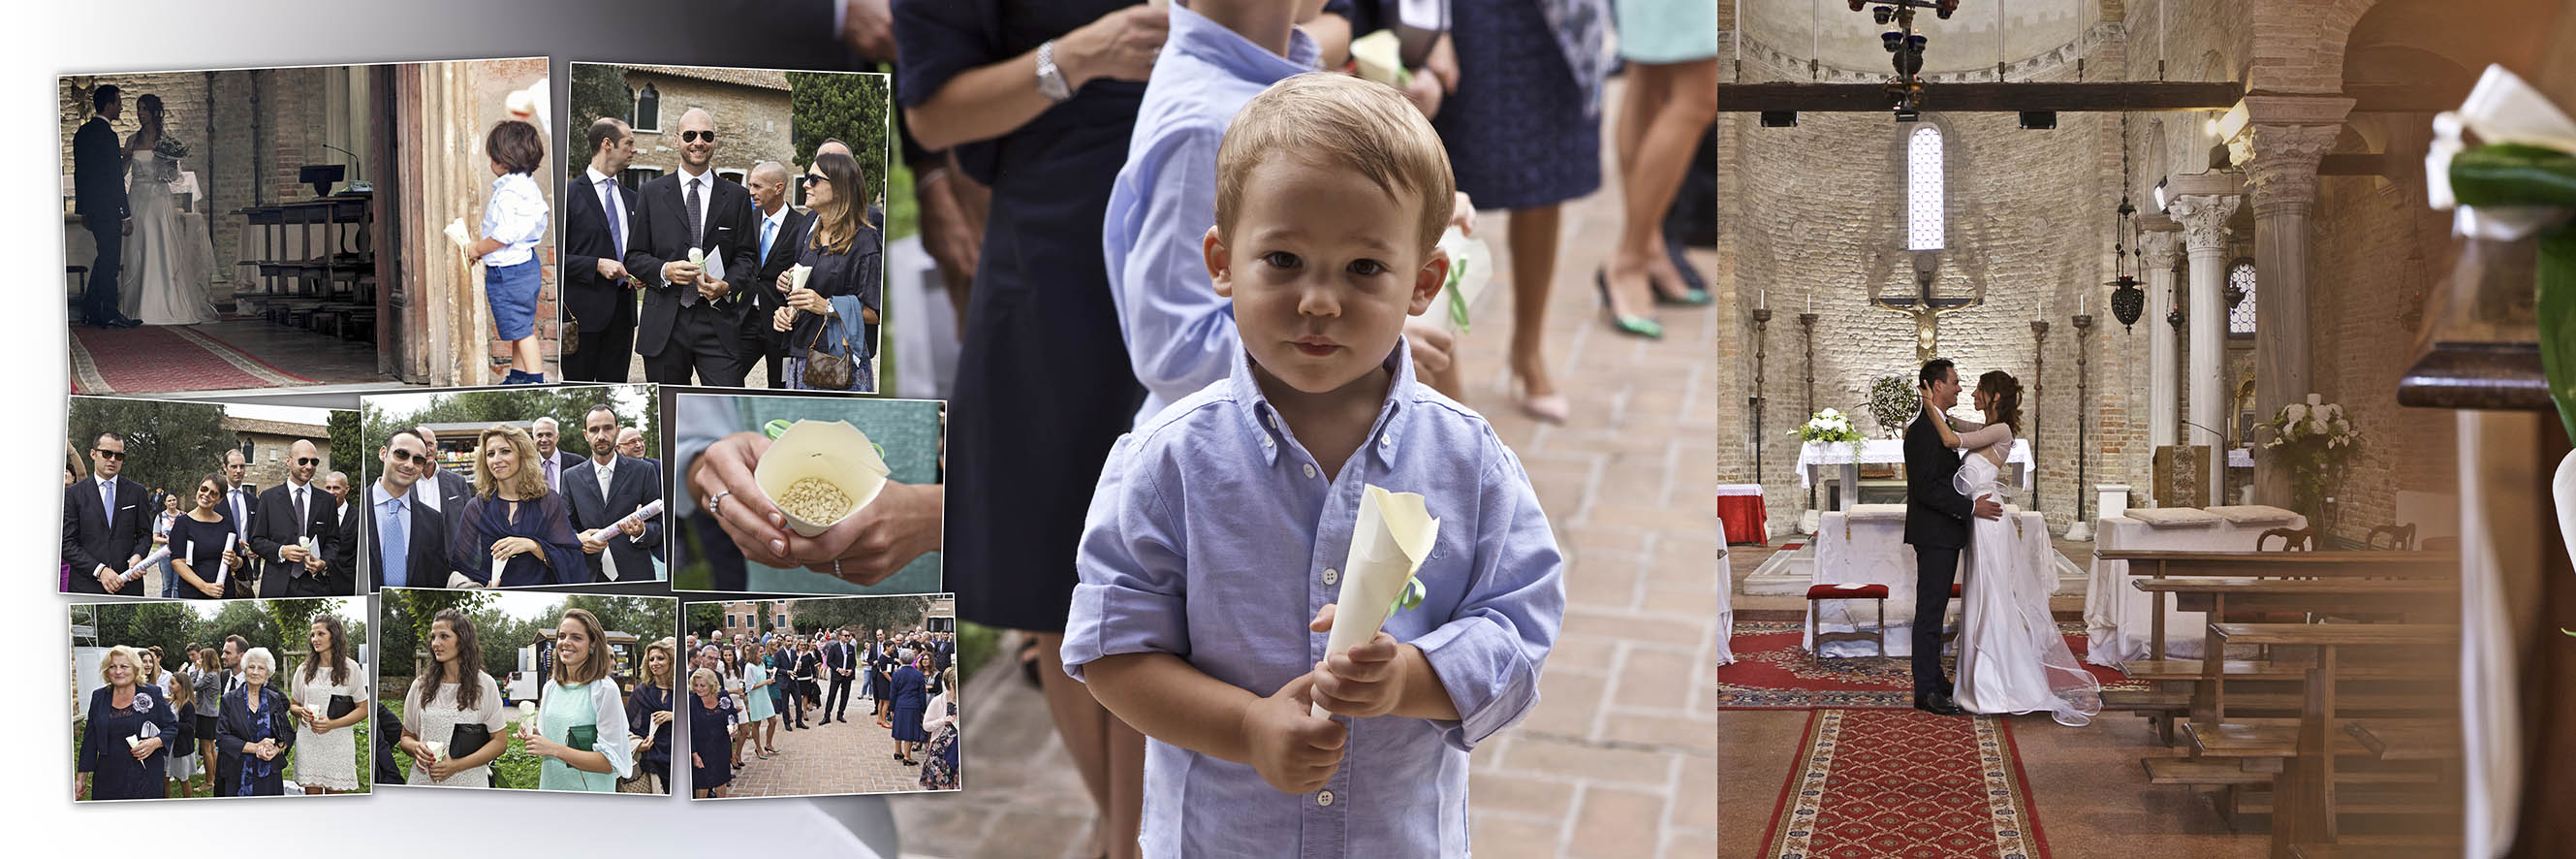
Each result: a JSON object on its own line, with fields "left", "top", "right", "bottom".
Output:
{"left": 149, "top": 137, "right": 189, "bottom": 183}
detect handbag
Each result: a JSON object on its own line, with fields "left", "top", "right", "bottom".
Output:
{"left": 447, "top": 723, "right": 493, "bottom": 760}
{"left": 797, "top": 307, "right": 855, "bottom": 390}
{"left": 327, "top": 694, "right": 357, "bottom": 720}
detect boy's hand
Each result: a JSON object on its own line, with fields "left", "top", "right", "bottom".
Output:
{"left": 1244, "top": 673, "right": 1345, "bottom": 795}
{"left": 1306, "top": 603, "right": 1407, "bottom": 718}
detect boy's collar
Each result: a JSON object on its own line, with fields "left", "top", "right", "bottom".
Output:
{"left": 1230, "top": 338, "right": 1416, "bottom": 467}
{"left": 1167, "top": 2, "right": 1324, "bottom": 76}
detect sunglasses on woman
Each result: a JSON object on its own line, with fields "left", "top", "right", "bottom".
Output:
{"left": 801, "top": 174, "right": 830, "bottom": 187}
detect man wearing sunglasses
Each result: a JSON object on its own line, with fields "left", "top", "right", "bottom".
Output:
{"left": 625, "top": 107, "right": 761, "bottom": 388}
{"left": 363, "top": 430, "right": 451, "bottom": 591}
{"left": 248, "top": 439, "right": 347, "bottom": 597}
{"left": 62, "top": 431, "right": 150, "bottom": 595}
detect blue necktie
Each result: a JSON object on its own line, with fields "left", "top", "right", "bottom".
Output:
{"left": 381, "top": 497, "right": 408, "bottom": 589}
{"left": 602, "top": 178, "right": 625, "bottom": 261}
{"left": 759, "top": 216, "right": 774, "bottom": 268}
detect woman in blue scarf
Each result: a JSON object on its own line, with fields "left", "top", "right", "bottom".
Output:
{"left": 215, "top": 647, "right": 295, "bottom": 796}
{"left": 448, "top": 424, "right": 585, "bottom": 587}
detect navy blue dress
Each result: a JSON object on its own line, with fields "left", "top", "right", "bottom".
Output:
{"left": 79, "top": 684, "right": 178, "bottom": 800}
{"left": 688, "top": 692, "right": 734, "bottom": 791}
{"left": 627, "top": 683, "right": 674, "bottom": 785}
{"left": 448, "top": 492, "right": 587, "bottom": 587}
{"left": 895, "top": 0, "right": 1148, "bottom": 632}
{"left": 1433, "top": 0, "right": 1606, "bottom": 210}
{"left": 216, "top": 685, "right": 295, "bottom": 796}
{"left": 167, "top": 514, "right": 235, "bottom": 598}
{"left": 888, "top": 666, "right": 928, "bottom": 744}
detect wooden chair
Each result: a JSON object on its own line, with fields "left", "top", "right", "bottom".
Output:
{"left": 2258, "top": 526, "right": 2317, "bottom": 553}
{"left": 1806, "top": 584, "right": 1889, "bottom": 660}
{"left": 2363, "top": 524, "right": 2418, "bottom": 552}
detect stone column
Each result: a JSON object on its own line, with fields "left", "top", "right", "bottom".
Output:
{"left": 2138, "top": 224, "right": 2183, "bottom": 451}
{"left": 2239, "top": 103, "right": 2348, "bottom": 507}
{"left": 2168, "top": 192, "right": 2240, "bottom": 498}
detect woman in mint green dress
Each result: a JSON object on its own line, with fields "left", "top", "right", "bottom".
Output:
{"left": 521, "top": 608, "right": 634, "bottom": 792}
{"left": 741, "top": 642, "right": 778, "bottom": 759}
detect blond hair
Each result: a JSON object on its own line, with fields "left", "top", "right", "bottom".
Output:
{"left": 472, "top": 424, "right": 550, "bottom": 501}
{"left": 98, "top": 645, "right": 142, "bottom": 687}
{"left": 1215, "top": 73, "right": 1456, "bottom": 254}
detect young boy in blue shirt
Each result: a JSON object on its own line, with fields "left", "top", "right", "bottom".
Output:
{"left": 1064, "top": 72, "right": 1566, "bottom": 858}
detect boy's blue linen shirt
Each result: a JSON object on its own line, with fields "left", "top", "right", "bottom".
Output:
{"left": 1064, "top": 340, "right": 1566, "bottom": 858}
{"left": 1103, "top": 3, "right": 1322, "bottom": 429}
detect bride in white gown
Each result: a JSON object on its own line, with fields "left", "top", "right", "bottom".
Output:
{"left": 117, "top": 94, "right": 219, "bottom": 327}
{"left": 1926, "top": 370, "right": 2102, "bottom": 726}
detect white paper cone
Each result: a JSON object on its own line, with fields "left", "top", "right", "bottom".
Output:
{"left": 754, "top": 420, "right": 893, "bottom": 536}
{"left": 1312, "top": 485, "right": 1440, "bottom": 718}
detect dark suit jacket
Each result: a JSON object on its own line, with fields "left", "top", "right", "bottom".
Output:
{"left": 1902, "top": 413, "right": 1975, "bottom": 550}
{"left": 562, "top": 455, "right": 665, "bottom": 583}
{"left": 248, "top": 482, "right": 340, "bottom": 598}
{"left": 73, "top": 116, "right": 126, "bottom": 218}
{"left": 562, "top": 171, "right": 640, "bottom": 334}
{"left": 826, "top": 640, "right": 857, "bottom": 682}
{"left": 61, "top": 475, "right": 150, "bottom": 594}
{"left": 361, "top": 490, "right": 449, "bottom": 591}
{"left": 625, "top": 170, "right": 759, "bottom": 359}
{"left": 544, "top": 450, "right": 585, "bottom": 492}
{"left": 311, "top": 500, "right": 362, "bottom": 596}
{"left": 426, "top": 468, "right": 474, "bottom": 514}
{"left": 749, "top": 207, "right": 812, "bottom": 346}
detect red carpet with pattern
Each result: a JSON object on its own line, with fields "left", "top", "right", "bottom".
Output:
{"left": 1759, "top": 708, "right": 2054, "bottom": 859}
{"left": 1718, "top": 620, "right": 2143, "bottom": 708}
{"left": 69, "top": 322, "right": 318, "bottom": 394}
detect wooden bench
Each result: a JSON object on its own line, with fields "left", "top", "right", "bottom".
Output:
{"left": 2207, "top": 623, "right": 2459, "bottom": 857}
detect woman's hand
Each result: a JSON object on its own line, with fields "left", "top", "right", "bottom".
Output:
{"left": 691, "top": 752, "right": 703, "bottom": 769}
{"left": 797, "top": 481, "right": 944, "bottom": 586}
{"left": 195, "top": 577, "right": 224, "bottom": 598}
{"left": 1058, "top": 4, "right": 1169, "bottom": 88}
{"left": 221, "top": 548, "right": 242, "bottom": 570}
{"left": 129, "top": 736, "right": 163, "bottom": 761}
{"left": 690, "top": 432, "right": 799, "bottom": 569}
{"left": 772, "top": 305, "right": 797, "bottom": 333}
{"left": 787, "top": 285, "right": 832, "bottom": 316}
{"left": 651, "top": 709, "right": 674, "bottom": 728}
{"left": 76, "top": 773, "right": 87, "bottom": 800}
{"left": 491, "top": 536, "right": 539, "bottom": 561}
{"left": 424, "top": 753, "right": 459, "bottom": 781}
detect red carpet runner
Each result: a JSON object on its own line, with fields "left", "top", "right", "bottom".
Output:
{"left": 69, "top": 323, "right": 318, "bottom": 394}
{"left": 1717, "top": 620, "right": 2142, "bottom": 709}
{"left": 1760, "top": 708, "right": 2054, "bottom": 859}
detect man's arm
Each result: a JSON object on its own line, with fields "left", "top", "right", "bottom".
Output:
{"left": 622, "top": 186, "right": 676, "bottom": 293}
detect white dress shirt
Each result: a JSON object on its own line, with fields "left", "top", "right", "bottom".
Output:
{"left": 596, "top": 455, "right": 626, "bottom": 582}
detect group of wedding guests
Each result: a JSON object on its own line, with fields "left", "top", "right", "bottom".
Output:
{"left": 361, "top": 408, "right": 664, "bottom": 589}
{"left": 392, "top": 607, "right": 675, "bottom": 793}
{"left": 64, "top": 432, "right": 354, "bottom": 598}
{"left": 683, "top": 626, "right": 958, "bottom": 797}
{"left": 560, "top": 112, "right": 882, "bottom": 392}
{"left": 77, "top": 619, "right": 368, "bottom": 800}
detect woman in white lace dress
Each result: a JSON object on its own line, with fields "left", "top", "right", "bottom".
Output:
{"left": 1925, "top": 371, "right": 2102, "bottom": 726}
{"left": 290, "top": 615, "right": 368, "bottom": 792}
{"left": 117, "top": 94, "right": 217, "bottom": 327}
{"left": 398, "top": 608, "right": 509, "bottom": 788}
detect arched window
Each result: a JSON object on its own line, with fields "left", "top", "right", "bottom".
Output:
{"left": 2227, "top": 260, "right": 2257, "bottom": 334}
{"left": 1907, "top": 125, "right": 1944, "bottom": 250}
{"left": 633, "top": 83, "right": 660, "bottom": 132}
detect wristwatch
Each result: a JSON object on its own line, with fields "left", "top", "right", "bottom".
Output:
{"left": 1036, "top": 39, "right": 1072, "bottom": 104}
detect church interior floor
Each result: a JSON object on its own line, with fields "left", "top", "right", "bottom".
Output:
{"left": 1720, "top": 706, "right": 2271, "bottom": 857}
{"left": 191, "top": 317, "right": 390, "bottom": 385}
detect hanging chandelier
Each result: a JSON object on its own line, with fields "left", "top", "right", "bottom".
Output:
{"left": 1849, "top": 0, "right": 1957, "bottom": 117}
{"left": 2109, "top": 113, "right": 2147, "bottom": 329}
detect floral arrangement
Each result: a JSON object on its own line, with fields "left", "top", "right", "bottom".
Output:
{"left": 1867, "top": 376, "right": 1919, "bottom": 438}
{"left": 2257, "top": 394, "right": 2361, "bottom": 521}
{"left": 1791, "top": 408, "right": 1865, "bottom": 453}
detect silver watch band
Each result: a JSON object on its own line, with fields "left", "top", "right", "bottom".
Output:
{"left": 1036, "top": 39, "right": 1072, "bottom": 104}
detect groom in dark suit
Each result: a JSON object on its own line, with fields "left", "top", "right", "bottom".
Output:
{"left": 62, "top": 431, "right": 149, "bottom": 594}
{"left": 564, "top": 404, "right": 664, "bottom": 583}
{"left": 74, "top": 85, "right": 140, "bottom": 329}
{"left": 1904, "top": 359, "right": 2004, "bottom": 716}
{"left": 626, "top": 108, "right": 759, "bottom": 387}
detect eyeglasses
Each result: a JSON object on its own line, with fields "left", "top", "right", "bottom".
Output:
{"left": 386, "top": 448, "right": 427, "bottom": 464}
{"left": 297, "top": 458, "right": 321, "bottom": 466}
{"left": 92, "top": 448, "right": 125, "bottom": 461}
{"left": 801, "top": 175, "right": 829, "bottom": 187}
{"left": 682, "top": 130, "right": 716, "bottom": 143}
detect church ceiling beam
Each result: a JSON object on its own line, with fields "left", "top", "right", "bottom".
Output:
{"left": 1715, "top": 81, "right": 2244, "bottom": 112}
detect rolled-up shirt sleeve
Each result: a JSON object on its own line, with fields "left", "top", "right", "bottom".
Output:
{"left": 1410, "top": 445, "right": 1564, "bottom": 751}
{"left": 590, "top": 679, "right": 636, "bottom": 779}
{"left": 1061, "top": 435, "right": 1192, "bottom": 681}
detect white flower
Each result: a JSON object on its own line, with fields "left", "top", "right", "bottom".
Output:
{"left": 2309, "top": 417, "right": 2327, "bottom": 434}
{"left": 2284, "top": 403, "right": 2309, "bottom": 424}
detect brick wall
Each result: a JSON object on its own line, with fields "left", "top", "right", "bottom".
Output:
{"left": 619, "top": 72, "right": 796, "bottom": 183}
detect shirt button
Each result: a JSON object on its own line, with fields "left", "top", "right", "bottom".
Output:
{"left": 1317, "top": 789, "right": 1335, "bottom": 807}
{"left": 1304, "top": 463, "right": 1318, "bottom": 479}
{"left": 1322, "top": 567, "right": 1338, "bottom": 587}
{"left": 1378, "top": 434, "right": 1392, "bottom": 449}
{"left": 1261, "top": 435, "right": 1274, "bottom": 449}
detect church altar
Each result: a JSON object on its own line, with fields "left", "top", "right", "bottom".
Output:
{"left": 1805, "top": 506, "right": 2058, "bottom": 656}
{"left": 2081, "top": 510, "right": 2309, "bottom": 666}
{"left": 1796, "top": 439, "right": 2034, "bottom": 513}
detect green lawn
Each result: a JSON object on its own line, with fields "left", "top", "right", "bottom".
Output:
{"left": 381, "top": 698, "right": 540, "bottom": 790}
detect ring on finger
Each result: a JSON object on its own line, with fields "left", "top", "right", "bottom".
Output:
{"left": 711, "top": 491, "right": 733, "bottom": 516}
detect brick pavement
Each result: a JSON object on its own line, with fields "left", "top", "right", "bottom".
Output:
{"left": 885, "top": 81, "right": 1720, "bottom": 856}
{"left": 710, "top": 692, "right": 951, "bottom": 798}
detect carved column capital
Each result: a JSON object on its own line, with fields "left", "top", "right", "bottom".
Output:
{"left": 2167, "top": 195, "right": 2242, "bottom": 254}
{"left": 2242, "top": 123, "right": 2342, "bottom": 214}
{"left": 2138, "top": 229, "right": 2184, "bottom": 270}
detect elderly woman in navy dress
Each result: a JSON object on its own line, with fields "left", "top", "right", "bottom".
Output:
{"left": 449, "top": 424, "right": 586, "bottom": 587}
{"left": 77, "top": 645, "right": 179, "bottom": 800}
{"left": 216, "top": 647, "right": 296, "bottom": 796}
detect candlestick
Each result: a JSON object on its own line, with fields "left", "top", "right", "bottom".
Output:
{"left": 1760, "top": 288, "right": 1767, "bottom": 310}
{"left": 2080, "top": 290, "right": 2087, "bottom": 316}
{"left": 1806, "top": 291, "right": 1812, "bottom": 313}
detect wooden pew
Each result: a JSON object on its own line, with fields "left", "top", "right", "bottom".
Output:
{"left": 2112, "top": 577, "right": 2453, "bottom": 746}
{"left": 2097, "top": 550, "right": 2456, "bottom": 668}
